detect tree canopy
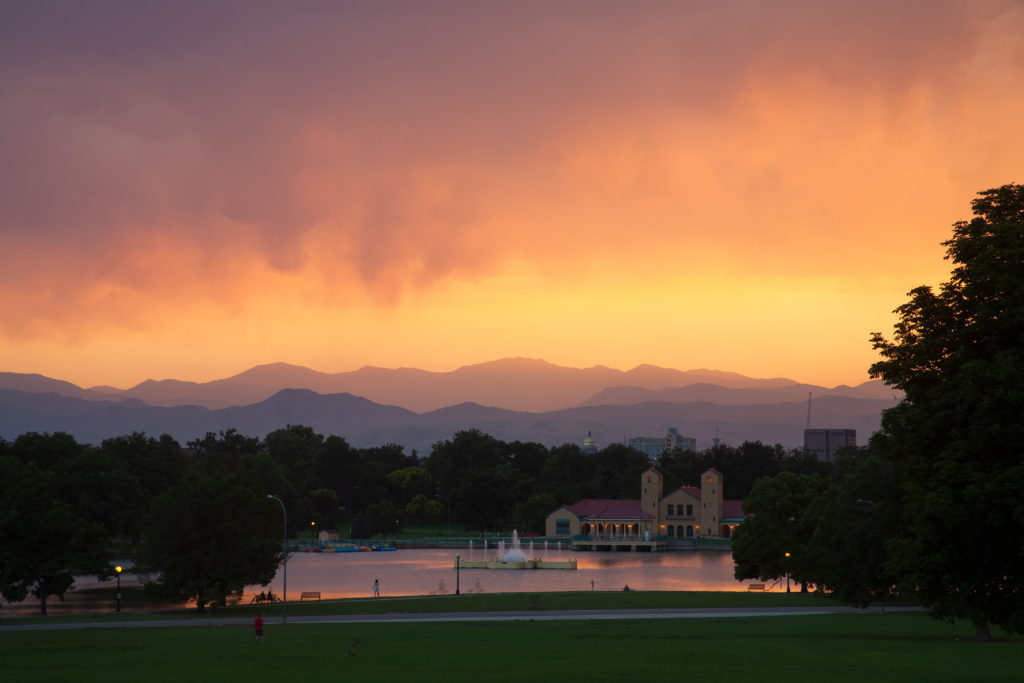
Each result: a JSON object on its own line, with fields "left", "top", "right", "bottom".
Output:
{"left": 0, "top": 437, "right": 112, "bottom": 615}
{"left": 136, "top": 470, "right": 280, "bottom": 610}
{"left": 869, "top": 183, "right": 1024, "bottom": 640}
{"left": 731, "top": 471, "right": 830, "bottom": 591}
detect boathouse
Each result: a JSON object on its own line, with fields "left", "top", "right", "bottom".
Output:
{"left": 544, "top": 467, "right": 745, "bottom": 551}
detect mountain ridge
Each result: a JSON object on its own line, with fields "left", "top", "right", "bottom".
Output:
{"left": 0, "top": 359, "right": 883, "bottom": 413}
{"left": 0, "top": 386, "right": 890, "bottom": 455}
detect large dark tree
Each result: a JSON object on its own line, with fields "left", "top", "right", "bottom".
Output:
{"left": 100, "top": 432, "right": 186, "bottom": 543}
{"left": 263, "top": 424, "right": 324, "bottom": 494}
{"left": 731, "top": 471, "right": 830, "bottom": 591}
{"left": 0, "top": 455, "right": 111, "bottom": 615}
{"left": 870, "top": 183, "right": 1024, "bottom": 640}
{"left": 136, "top": 470, "right": 280, "bottom": 610}
{"left": 364, "top": 499, "right": 402, "bottom": 537}
{"left": 807, "top": 440, "right": 902, "bottom": 609}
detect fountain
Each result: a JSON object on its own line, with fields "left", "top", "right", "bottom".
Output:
{"left": 504, "top": 530, "right": 526, "bottom": 562}
{"left": 455, "top": 530, "right": 576, "bottom": 570}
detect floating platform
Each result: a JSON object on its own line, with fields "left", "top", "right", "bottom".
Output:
{"left": 456, "top": 558, "right": 577, "bottom": 570}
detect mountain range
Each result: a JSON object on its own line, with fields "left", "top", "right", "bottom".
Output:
{"left": 0, "top": 358, "right": 898, "bottom": 454}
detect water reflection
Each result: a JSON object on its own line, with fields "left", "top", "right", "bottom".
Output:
{"left": 248, "top": 549, "right": 764, "bottom": 602}
{"left": 1, "top": 550, "right": 766, "bottom": 616}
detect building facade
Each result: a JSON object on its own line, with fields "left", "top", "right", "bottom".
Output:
{"left": 803, "top": 428, "right": 856, "bottom": 461}
{"left": 628, "top": 427, "right": 697, "bottom": 460}
{"left": 545, "top": 467, "right": 745, "bottom": 541}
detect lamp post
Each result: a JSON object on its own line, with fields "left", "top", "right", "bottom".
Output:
{"left": 455, "top": 553, "right": 461, "bottom": 595}
{"left": 267, "top": 494, "right": 288, "bottom": 624}
{"left": 784, "top": 551, "right": 791, "bottom": 593}
{"left": 311, "top": 521, "right": 316, "bottom": 548}
{"left": 115, "top": 565, "right": 122, "bottom": 612}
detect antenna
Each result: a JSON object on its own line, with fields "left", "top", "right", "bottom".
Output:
{"left": 806, "top": 392, "right": 812, "bottom": 430}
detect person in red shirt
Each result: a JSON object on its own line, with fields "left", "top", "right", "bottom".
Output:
{"left": 254, "top": 613, "right": 264, "bottom": 642}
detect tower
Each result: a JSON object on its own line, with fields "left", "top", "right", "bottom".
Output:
{"left": 699, "top": 468, "right": 723, "bottom": 537}
{"left": 641, "top": 468, "right": 663, "bottom": 532}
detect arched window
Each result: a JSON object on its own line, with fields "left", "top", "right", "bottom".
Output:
{"left": 677, "top": 525, "right": 684, "bottom": 537}
{"left": 686, "top": 525, "right": 694, "bottom": 538}
{"left": 667, "top": 525, "right": 675, "bottom": 537}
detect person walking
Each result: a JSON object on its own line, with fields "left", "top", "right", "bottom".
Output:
{"left": 254, "top": 613, "right": 264, "bottom": 642}
{"left": 373, "top": 579, "right": 380, "bottom": 597}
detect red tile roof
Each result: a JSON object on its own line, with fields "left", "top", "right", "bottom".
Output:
{"left": 722, "top": 500, "right": 747, "bottom": 519}
{"left": 566, "top": 499, "right": 655, "bottom": 521}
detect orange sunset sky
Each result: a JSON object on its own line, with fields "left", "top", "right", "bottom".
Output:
{"left": 1, "top": 1, "right": 1022, "bottom": 390}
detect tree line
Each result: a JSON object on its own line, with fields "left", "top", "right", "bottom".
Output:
{"left": 0, "top": 424, "right": 827, "bottom": 614}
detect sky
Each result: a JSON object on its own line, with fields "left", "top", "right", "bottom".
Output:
{"left": 2, "top": 1, "right": 1022, "bottom": 390}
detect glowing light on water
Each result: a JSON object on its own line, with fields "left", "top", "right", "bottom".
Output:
{"left": 243, "top": 549, "right": 762, "bottom": 601}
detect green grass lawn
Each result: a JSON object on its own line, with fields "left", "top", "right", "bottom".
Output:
{"left": 0, "top": 590, "right": 855, "bottom": 623}
{"left": 3, "top": 611, "right": 1021, "bottom": 682}
{"left": 3, "top": 593, "right": 1021, "bottom": 682}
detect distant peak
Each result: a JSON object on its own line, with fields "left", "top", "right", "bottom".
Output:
{"left": 459, "top": 357, "right": 558, "bottom": 371}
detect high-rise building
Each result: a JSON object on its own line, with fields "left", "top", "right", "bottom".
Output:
{"left": 629, "top": 427, "right": 696, "bottom": 460}
{"left": 804, "top": 428, "right": 856, "bottom": 461}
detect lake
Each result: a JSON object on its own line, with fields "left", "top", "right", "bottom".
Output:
{"left": 248, "top": 546, "right": 768, "bottom": 602}
{"left": 3, "top": 547, "right": 772, "bottom": 616}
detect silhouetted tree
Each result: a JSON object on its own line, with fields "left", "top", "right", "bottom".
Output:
{"left": 0, "top": 453, "right": 112, "bottom": 615}
{"left": 136, "top": 469, "right": 279, "bottom": 610}
{"left": 732, "top": 471, "right": 830, "bottom": 590}
{"left": 870, "top": 183, "right": 1024, "bottom": 640}
{"left": 807, "top": 438, "right": 902, "bottom": 608}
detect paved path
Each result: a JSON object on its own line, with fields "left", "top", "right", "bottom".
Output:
{"left": 0, "top": 606, "right": 917, "bottom": 632}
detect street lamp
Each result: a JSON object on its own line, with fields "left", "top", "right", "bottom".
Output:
{"left": 311, "top": 521, "right": 316, "bottom": 548}
{"left": 786, "top": 548, "right": 794, "bottom": 593}
{"left": 455, "top": 553, "right": 461, "bottom": 595}
{"left": 267, "top": 494, "right": 288, "bottom": 624}
{"left": 115, "top": 565, "right": 122, "bottom": 612}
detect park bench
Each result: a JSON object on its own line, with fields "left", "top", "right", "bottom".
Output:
{"left": 747, "top": 583, "right": 766, "bottom": 591}
{"left": 300, "top": 591, "right": 321, "bottom": 601}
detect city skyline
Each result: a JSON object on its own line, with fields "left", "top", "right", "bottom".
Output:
{"left": 2, "top": 1, "right": 1022, "bottom": 389}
